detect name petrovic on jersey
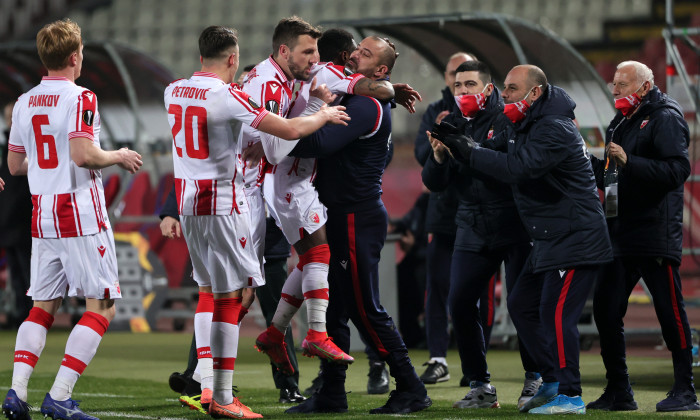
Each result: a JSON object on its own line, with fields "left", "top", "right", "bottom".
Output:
{"left": 171, "top": 86, "right": 210, "bottom": 100}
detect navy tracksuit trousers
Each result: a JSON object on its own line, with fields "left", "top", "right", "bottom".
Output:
{"left": 593, "top": 257, "right": 694, "bottom": 392}
{"left": 320, "top": 203, "right": 424, "bottom": 396}
{"left": 507, "top": 260, "right": 598, "bottom": 396}
{"left": 425, "top": 233, "right": 496, "bottom": 359}
{"left": 450, "top": 243, "right": 537, "bottom": 384}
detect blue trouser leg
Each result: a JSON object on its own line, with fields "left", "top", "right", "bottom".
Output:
{"left": 595, "top": 257, "right": 694, "bottom": 392}
{"left": 424, "top": 233, "right": 454, "bottom": 358}
{"left": 540, "top": 267, "right": 596, "bottom": 396}
{"left": 508, "top": 259, "right": 596, "bottom": 395}
{"left": 449, "top": 249, "right": 501, "bottom": 383}
{"left": 322, "top": 205, "right": 425, "bottom": 396}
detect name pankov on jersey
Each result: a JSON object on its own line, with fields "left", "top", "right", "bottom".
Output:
{"left": 165, "top": 71, "right": 269, "bottom": 216}
{"left": 8, "top": 76, "right": 108, "bottom": 238}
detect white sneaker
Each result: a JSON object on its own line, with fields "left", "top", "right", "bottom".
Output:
{"left": 518, "top": 374, "right": 543, "bottom": 409}
{"left": 453, "top": 382, "right": 500, "bottom": 409}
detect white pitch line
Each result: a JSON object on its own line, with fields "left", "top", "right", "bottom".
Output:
{"left": 92, "top": 412, "right": 188, "bottom": 420}
{"left": 0, "top": 387, "right": 132, "bottom": 398}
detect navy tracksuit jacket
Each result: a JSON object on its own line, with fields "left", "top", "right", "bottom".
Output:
{"left": 590, "top": 86, "right": 694, "bottom": 393}
{"left": 292, "top": 94, "right": 426, "bottom": 398}
{"left": 469, "top": 85, "right": 613, "bottom": 396}
{"left": 422, "top": 87, "right": 535, "bottom": 384}
{"left": 415, "top": 87, "right": 496, "bottom": 360}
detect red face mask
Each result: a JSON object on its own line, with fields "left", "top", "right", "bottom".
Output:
{"left": 454, "top": 84, "right": 489, "bottom": 118}
{"left": 614, "top": 91, "right": 642, "bottom": 117}
{"left": 503, "top": 85, "right": 539, "bottom": 124}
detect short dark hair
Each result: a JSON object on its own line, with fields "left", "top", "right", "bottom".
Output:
{"left": 199, "top": 26, "right": 238, "bottom": 59}
{"left": 528, "top": 66, "right": 548, "bottom": 90}
{"left": 272, "top": 16, "right": 322, "bottom": 55}
{"left": 318, "top": 28, "right": 355, "bottom": 63}
{"left": 455, "top": 60, "right": 492, "bottom": 86}
{"left": 370, "top": 36, "right": 399, "bottom": 74}
{"left": 242, "top": 64, "right": 255, "bottom": 72}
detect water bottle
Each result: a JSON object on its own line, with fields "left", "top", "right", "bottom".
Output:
{"left": 692, "top": 329, "right": 699, "bottom": 367}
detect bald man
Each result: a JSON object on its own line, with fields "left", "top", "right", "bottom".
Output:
{"left": 434, "top": 64, "right": 613, "bottom": 414}
{"left": 588, "top": 61, "right": 697, "bottom": 412}
{"left": 413, "top": 52, "right": 479, "bottom": 386}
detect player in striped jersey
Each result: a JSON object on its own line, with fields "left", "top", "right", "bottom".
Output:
{"left": 2, "top": 19, "right": 142, "bottom": 420}
{"left": 164, "top": 25, "right": 348, "bottom": 419}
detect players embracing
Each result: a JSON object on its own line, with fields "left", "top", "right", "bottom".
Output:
{"left": 164, "top": 25, "right": 349, "bottom": 419}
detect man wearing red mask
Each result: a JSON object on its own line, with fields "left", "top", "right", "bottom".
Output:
{"left": 588, "top": 61, "right": 697, "bottom": 412}
{"left": 422, "top": 60, "right": 537, "bottom": 411}
{"left": 433, "top": 64, "right": 613, "bottom": 414}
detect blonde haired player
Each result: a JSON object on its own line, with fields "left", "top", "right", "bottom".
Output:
{"left": 2, "top": 19, "right": 142, "bottom": 420}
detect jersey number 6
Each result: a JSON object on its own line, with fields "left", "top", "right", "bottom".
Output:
{"left": 168, "top": 104, "right": 209, "bottom": 159}
{"left": 31, "top": 114, "right": 58, "bottom": 169}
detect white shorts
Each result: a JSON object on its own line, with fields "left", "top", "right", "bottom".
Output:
{"left": 246, "top": 188, "right": 266, "bottom": 272}
{"left": 29, "top": 229, "right": 121, "bottom": 300}
{"left": 181, "top": 214, "right": 264, "bottom": 293}
{"left": 263, "top": 157, "right": 327, "bottom": 245}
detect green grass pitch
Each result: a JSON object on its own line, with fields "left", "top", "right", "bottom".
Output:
{"left": 0, "top": 331, "right": 696, "bottom": 418}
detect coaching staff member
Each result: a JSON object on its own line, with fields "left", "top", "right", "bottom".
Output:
{"left": 285, "top": 36, "right": 430, "bottom": 415}
{"left": 434, "top": 64, "right": 613, "bottom": 414}
{"left": 588, "top": 60, "right": 698, "bottom": 412}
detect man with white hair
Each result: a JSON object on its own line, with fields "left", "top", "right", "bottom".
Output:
{"left": 588, "top": 60, "right": 698, "bottom": 412}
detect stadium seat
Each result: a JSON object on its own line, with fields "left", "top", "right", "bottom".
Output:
{"left": 113, "top": 172, "right": 154, "bottom": 233}
{"left": 103, "top": 173, "right": 121, "bottom": 209}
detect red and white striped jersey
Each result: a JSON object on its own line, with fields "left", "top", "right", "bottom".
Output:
{"left": 239, "top": 56, "right": 297, "bottom": 194}
{"left": 8, "top": 77, "right": 108, "bottom": 238}
{"left": 288, "top": 62, "right": 364, "bottom": 118}
{"left": 264, "top": 63, "right": 363, "bottom": 177}
{"left": 164, "top": 72, "right": 269, "bottom": 216}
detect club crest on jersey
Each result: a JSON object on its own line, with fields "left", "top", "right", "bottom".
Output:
{"left": 285, "top": 193, "right": 292, "bottom": 204}
{"left": 97, "top": 245, "right": 106, "bottom": 257}
{"left": 115, "top": 281, "right": 121, "bottom": 294}
{"left": 244, "top": 67, "right": 258, "bottom": 83}
{"left": 487, "top": 126, "right": 494, "bottom": 139}
{"left": 82, "top": 110, "right": 94, "bottom": 126}
{"left": 640, "top": 117, "right": 649, "bottom": 129}
{"left": 309, "top": 211, "right": 320, "bottom": 224}
{"left": 239, "top": 237, "right": 247, "bottom": 248}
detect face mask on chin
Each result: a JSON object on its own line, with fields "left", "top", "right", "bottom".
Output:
{"left": 614, "top": 84, "right": 644, "bottom": 117}
{"left": 454, "top": 84, "right": 490, "bottom": 118}
{"left": 503, "top": 85, "right": 540, "bottom": 124}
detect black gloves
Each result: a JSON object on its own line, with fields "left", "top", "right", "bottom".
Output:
{"left": 431, "top": 121, "right": 477, "bottom": 163}
{"left": 442, "top": 133, "right": 478, "bottom": 163}
{"left": 430, "top": 121, "right": 459, "bottom": 141}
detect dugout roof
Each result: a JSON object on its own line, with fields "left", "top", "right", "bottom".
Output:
{"left": 322, "top": 13, "right": 614, "bottom": 146}
{"left": 0, "top": 42, "right": 173, "bottom": 150}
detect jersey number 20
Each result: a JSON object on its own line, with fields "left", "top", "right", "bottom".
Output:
{"left": 32, "top": 114, "right": 58, "bottom": 169}
{"left": 168, "top": 105, "right": 209, "bottom": 159}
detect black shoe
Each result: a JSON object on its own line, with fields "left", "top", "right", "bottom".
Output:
{"left": 367, "top": 361, "right": 390, "bottom": 394}
{"left": 284, "top": 393, "right": 348, "bottom": 413}
{"left": 303, "top": 370, "right": 324, "bottom": 396}
{"left": 369, "top": 390, "right": 432, "bottom": 414}
{"left": 279, "top": 387, "right": 307, "bottom": 404}
{"left": 656, "top": 388, "right": 700, "bottom": 412}
{"left": 587, "top": 387, "right": 638, "bottom": 411}
{"left": 180, "top": 376, "right": 202, "bottom": 398}
{"left": 419, "top": 360, "right": 449, "bottom": 384}
{"left": 169, "top": 371, "right": 191, "bottom": 394}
